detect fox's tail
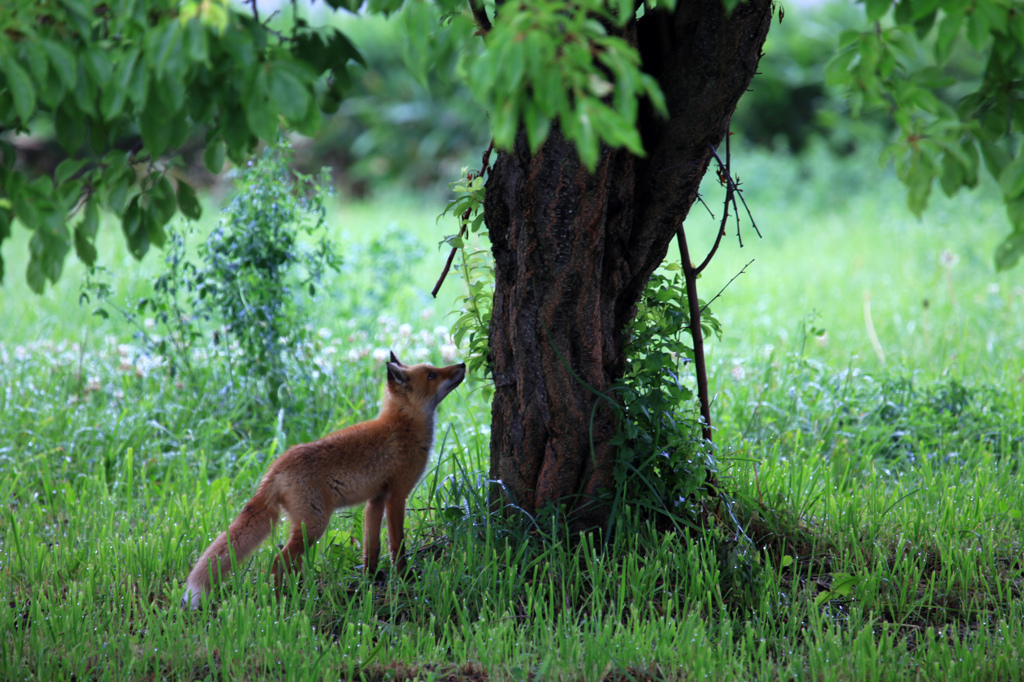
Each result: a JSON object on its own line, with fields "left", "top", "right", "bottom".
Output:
{"left": 183, "top": 485, "right": 279, "bottom": 609}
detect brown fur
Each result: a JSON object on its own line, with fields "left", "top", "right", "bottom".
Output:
{"left": 183, "top": 352, "right": 465, "bottom": 607}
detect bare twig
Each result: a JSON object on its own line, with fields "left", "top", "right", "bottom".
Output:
{"left": 706, "top": 140, "right": 762, "bottom": 241}
{"left": 725, "top": 131, "right": 742, "bottom": 248}
{"left": 700, "top": 258, "right": 754, "bottom": 316}
{"left": 695, "top": 192, "right": 715, "bottom": 220}
{"left": 248, "top": 0, "right": 259, "bottom": 23}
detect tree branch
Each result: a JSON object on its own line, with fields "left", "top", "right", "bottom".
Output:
{"left": 431, "top": 230, "right": 464, "bottom": 299}
{"left": 676, "top": 223, "right": 718, "bottom": 495}
{"left": 695, "top": 178, "right": 730, "bottom": 275}
{"left": 431, "top": 140, "right": 494, "bottom": 298}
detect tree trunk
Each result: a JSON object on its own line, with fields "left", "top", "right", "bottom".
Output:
{"left": 485, "top": 0, "right": 773, "bottom": 528}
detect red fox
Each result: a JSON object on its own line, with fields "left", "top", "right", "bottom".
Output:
{"left": 183, "top": 352, "right": 465, "bottom": 608}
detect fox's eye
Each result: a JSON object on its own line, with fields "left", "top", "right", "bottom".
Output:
{"left": 428, "top": 372, "right": 437, "bottom": 380}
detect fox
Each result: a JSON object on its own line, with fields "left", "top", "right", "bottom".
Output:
{"left": 182, "top": 351, "right": 466, "bottom": 608}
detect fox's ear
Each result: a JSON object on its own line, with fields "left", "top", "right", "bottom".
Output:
{"left": 389, "top": 350, "right": 405, "bottom": 367}
{"left": 386, "top": 362, "right": 409, "bottom": 386}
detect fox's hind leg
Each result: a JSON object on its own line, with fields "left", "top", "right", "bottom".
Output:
{"left": 272, "top": 511, "right": 329, "bottom": 588}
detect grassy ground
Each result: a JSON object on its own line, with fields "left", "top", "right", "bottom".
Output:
{"left": 1, "top": 145, "right": 1023, "bottom": 680}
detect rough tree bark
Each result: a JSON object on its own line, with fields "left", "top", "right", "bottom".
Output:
{"left": 485, "top": 0, "right": 774, "bottom": 528}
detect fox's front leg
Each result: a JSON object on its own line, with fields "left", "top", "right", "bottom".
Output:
{"left": 385, "top": 495, "right": 407, "bottom": 575}
{"left": 363, "top": 494, "right": 386, "bottom": 575}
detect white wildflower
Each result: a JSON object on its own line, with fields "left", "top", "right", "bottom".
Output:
{"left": 440, "top": 344, "right": 458, "bottom": 363}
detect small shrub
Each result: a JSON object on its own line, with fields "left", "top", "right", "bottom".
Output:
{"left": 610, "top": 268, "right": 721, "bottom": 530}
{"left": 191, "top": 142, "right": 340, "bottom": 404}
{"left": 85, "top": 140, "right": 342, "bottom": 427}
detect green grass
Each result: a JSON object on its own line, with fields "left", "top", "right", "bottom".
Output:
{"left": 2, "top": 146, "right": 1024, "bottom": 680}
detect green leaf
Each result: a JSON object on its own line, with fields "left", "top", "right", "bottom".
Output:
{"left": 268, "top": 63, "right": 313, "bottom": 123}
{"left": 961, "top": 139, "right": 980, "bottom": 188}
{"left": 244, "top": 66, "right": 279, "bottom": 141}
{"left": 0, "top": 211, "right": 8, "bottom": 282}
{"left": 149, "top": 175, "right": 178, "bottom": 226}
{"left": 80, "top": 195, "right": 99, "bottom": 238}
{"left": 523, "top": 105, "right": 552, "bottom": 154}
{"left": 815, "top": 574, "right": 862, "bottom": 607}
{"left": 156, "top": 71, "right": 187, "bottom": 112}
{"left": 55, "top": 159, "right": 89, "bottom": 185}
{"left": 980, "top": 140, "right": 1011, "bottom": 180}
{"left": 21, "top": 41, "right": 50, "bottom": 89}
{"left": 74, "top": 199, "right": 99, "bottom": 267}
{"left": 911, "top": 0, "right": 941, "bottom": 21}
{"left": 203, "top": 139, "right": 226, "bottom": 174}
{"left": 291, "top": 97, "right": 323, "bottom": 137}
{"left": 72, "top": 61, "right": 96, "bottom": 116}
{"left": 147, "top": 20, "right": 184, "bottom": 76}
{"left": 994, "top": 228, "right": 1024, "bottom": 270}
{"left": 40, "top": 39, "right": 77, "bottom": 91}
{"left": 101, "top": 50, "right": 140, "bottom": 121}
{"left": 140, "top": 91, "right": 173, "bottom": 157}
{"left": 935, "top": 11, "right": 964, "bottom": 62}
{"left": 122, "top": 196, "right": 150, "bottom": 258}
{"left": 939, "top": 152, "right": 964, "bottom": 197}
{"left": 966, "top": 8, "right": 992, "bottom": 50}
{"left": 573, "top": 100, "right": 600, "bottom": 171}
{"left": 183, "top": 17, "right": 209, "bottom": 64}
{"left": 2, "top": 56, "right": 37, "bottom": 124}
{"left": 906, "top": 172, "right": 932, "bottom": 216}
{"left": 864, "top": 0, "right": 891, "bottom": 21}
{"left": 492, "top": 98, "right": 518, "bottom": 151}
{"left": 103, "top": 160, "right": 136, "bottom": 215}
{"left": 127, "top": 54, "right": 149, "bottom": 110}
{"left": 30, "top": 214, "right": 70, "bottom": 285}
{"left": 292, "top": 26, "right": 364, "bottom": 72}
{"left": 176, "top": 180, "right": 202, "bottom": 220}
{"left": 7, "top": 172, "right": 37, "bottom": 229}
{"left": 825, "top": 46, "right": 859, "bottom": 87}
{"left": 999, "top": 153, "right": 1024, "bottom": 200}
{"left": 26, "top": 256, "right": 46, "bottom": 293}
{"left": 222, "top": 104, "right": 256, "bottom": 163}
{"left": 1005, "top": 195, "right": 1024, "bottom": 228}
{"left": 145, "top": 206, "right": 167, "bottom": 249}
{"left": 54, "top": 102, "right": 87, "bottom": 153}
{"left": 165, "top": 108, "right": 190, "bottom": 151}
{"left": 83, "top": 48, "right": 114, "bottom": 91}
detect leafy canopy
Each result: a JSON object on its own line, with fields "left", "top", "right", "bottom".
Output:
{"left": 0, "top": 0, "right": 360, "bottom": 291}
{"left": 831, "top": 0, "right": 1024, "bottom": 270}
{"left": 0, "top": 0, "right": 671, "bottom": 292}
{"left": 5, "top": 0, "right": 1024, "bottom": 291}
